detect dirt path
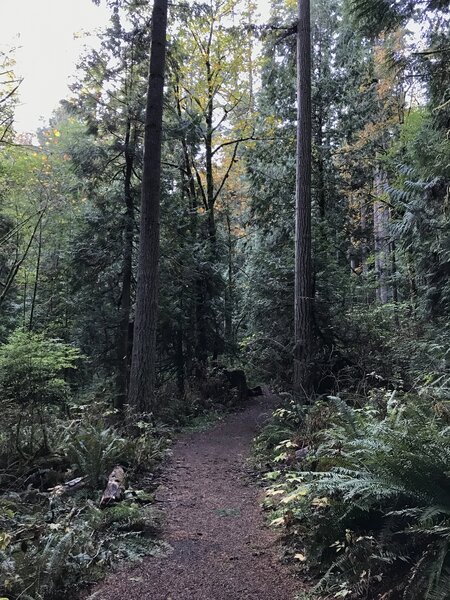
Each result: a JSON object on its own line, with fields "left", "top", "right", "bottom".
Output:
{"left": 90, "top": 395, "right": 297, "bottom": 600}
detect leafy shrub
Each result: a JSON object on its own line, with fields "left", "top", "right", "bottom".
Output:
{"left": 262, "top": 393, "right": 450, "bottom": 599}
{"left": 66, "top": 423, "right": 126, "bottom": 488}
{"left": 0, "top": 388, "right": 171, "bottom": 600}
{"left": 0, "top": 329, "right": 82, "bottom": 407}
{"left": 0, "top": 494, "right": 165, "bottom": 600}
{"left": 122, "top": 419, "right": 171, "bottom": 474}
{"left": 0, "top": 330, "right": 82, "bottom": 462}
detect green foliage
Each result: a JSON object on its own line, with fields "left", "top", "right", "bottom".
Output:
{"left": 1, "top": 2, "right": 450, "bottom": 598}
{"left": 66, "top": 424, "right": 126, "bottom": 488}
{"left": 0, "top": 330, "right": 83, "bottom": 463}
{"left": 0, "top": 329, "right": 82, "bottom": 407}
{"left": 0, "top": 395, "right": 170, "bottom": 600}
{"left": 261, "top": 393, "right": 450, "bottom": 599}
{"left": 350, "top": 0, "right": 450, "bottom": 34}
{"left": 59, "top": 399, "right": 171, "bottom": 486}
{"left": 0, "top": 494, "right": 165, "bottom": 600}
{"left": 122, "top": 419, "right": 172, "bottom": 473}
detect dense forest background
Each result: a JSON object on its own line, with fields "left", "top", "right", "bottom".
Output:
{"left": 0, "top": 0, "right": 449, "bottom": 599}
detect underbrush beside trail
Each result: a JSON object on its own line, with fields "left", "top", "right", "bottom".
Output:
{"left": 255, "top": 381, "right": 450, "bottom": 600}
{"left": 0, "top": 331, "right": 252, "bottom": 600}
{"left": 0, "top": 400, "right": 172, "bottom": 600}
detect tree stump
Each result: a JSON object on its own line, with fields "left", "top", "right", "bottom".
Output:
{"left": 100, "top": 466, "right": 126, "bottom": 507}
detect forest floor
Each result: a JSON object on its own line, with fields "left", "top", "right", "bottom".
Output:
{"left": 87, "top": 391, "right": 298, "bottom": 600}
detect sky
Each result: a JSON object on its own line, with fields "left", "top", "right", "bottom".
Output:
{"left": 1, "top": 0, "right": 271, "bottom": 135}
{"left": 0, "top": 0, "right": 110, "bottom": 133}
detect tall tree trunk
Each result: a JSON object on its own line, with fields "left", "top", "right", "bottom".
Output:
{"left": 128, "top": 0, "right": 168, "bottom": 414}
{"left": 175, "top": 84, "right": 204, "bottom": 375}
{"left": 391, "top": 239, "right": 400, "bottom": 326}
{"left": 373, "top": 167, "right": 391, "bottom": 304}
{"left": 224, "top": 211, "right": 234, "bottom": 358}
{"left": 205, "top": 56, "right": 216, "bottom": 249}
{"left": 294, "top": 0, "right": 313, "bottom": 399}
{"left": 195, "top": 276, "right": 208, "bottom": 374}
{"left": 115, "top": 120, "right": 135, "bottom": 412}
{"left": 29, "top": 219, "right": 42, "bottom": 331}
{"left": 176, "top": 323, "right": 184, "bottom": 395}
{"left": 193, "top": 53, "right": 216, "bottom": 372}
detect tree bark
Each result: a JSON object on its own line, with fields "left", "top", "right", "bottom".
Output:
{"left": 373, "top": 167, "right": 391, "bottom": 304}
{"left": 128, "top": 0, "right": 168, "bottom": 414}
{"left": 116, "top": 120, "right": 135, "bottom": 413}
{"left": 100, "top": 466, "right": 126, "bottom": 506}
{"left": 205, "top": 46, "right": 217, "bottom": 250}
{"left": 224, "top": 210, "right": 234, "bottom": 358}
{"left": 29, "top": 219, "right": 42, "bottom": 331}
{"left": 294, "top": 0, "right": 314, "bottom": 400}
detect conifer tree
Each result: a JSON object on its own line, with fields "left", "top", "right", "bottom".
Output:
{"left": 128, "top": 0, "right": 168, "bottom": 413}
{"left": 294, "top": 0, "right": 313, "bottom": 398}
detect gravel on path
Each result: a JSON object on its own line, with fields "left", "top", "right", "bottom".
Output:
{"left": 88, "top": 395, "right": 297, "bottom": 600}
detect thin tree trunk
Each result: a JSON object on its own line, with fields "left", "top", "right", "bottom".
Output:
{"left": 224, "top": 210, "right": 234, "bottom": 358}
{"left": 0, "top": 211, "right": 44, "bottom": 306}
{"left": 391, "top": 239, "right": 400, "bottom": 326}
{"left": 195, "top": 276, "right": 208, "bottom": 374}
{"left": 175, "top": 84, "right": 200, "bottom": 378}
{"left": 29, "top": 219, "right": 42, "bottom": 331}
{"left": 294, "top": 0, "right": 313, "bottom": 400}
{"left": 116, "top": 120, "right": 135, "bottom": 412}
{"left": 128, "top": 0, "right": 168, "bottom": 414}
{"left": 246, "top": 0, "right": 255, "bottom": 113}
{"left": 205, "top": 56, "right": 216, "bottom": 249}
{"left": 23, "top": 271, "right": 27, "bottom": 327}
{"left": 373, "top": 167, "right": 391, "bottom": 304}
{"left": 193, "top": 54, "right": 216, "bottom": 371}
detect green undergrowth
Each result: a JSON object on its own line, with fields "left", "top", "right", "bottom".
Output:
{"left": 0, "top": 493, "right": 170, "bottom": 600}
{"left": 182, "top": 409, "right": 225, "bottom": 432}
{"left": 0, "top": 400, "right": 172, "bottom": 600}
{"left": 0, "top": 333, "right": 249, "bottom": 600}
{"left": 255, "top": 382, "right": 450, "bottom": 600}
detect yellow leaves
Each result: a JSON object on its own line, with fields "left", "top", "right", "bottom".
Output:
{"left": 0, "top": 532, "right": 11, "bottom": 551}
{"left": 294, "top": 552, "right": 307, "bottom": 562}
{"left": 280, "top": 486, "right": 309, "bottom": 504}
{"left": 274, "top": 439, "right": 298, "bottom": 453}
{"left": 264, "top": 470, "right": 281, "bottom": 481}
{"left": 284, "top": 0, "right": 298, "bottom": 10}
{"left": 284, "top": 440, "right": 298, "bottom": 449}
{"left": 334, "top": 590, "right": 351, "bottom": 598}
{"left": 53, "top": 129, "right": 61, "bottom": 137}
{"left": 311, "top": 496, "right": 330, "bottom": 508}
{"left": 273, "top": 451, "right": 288, "bottom": 463}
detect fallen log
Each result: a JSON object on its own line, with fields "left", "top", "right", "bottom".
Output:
{"left": 100, "top": 465, "right": 126, "bottom": 507}
{"left": 48, "top": 475, "right": 87, "bottom": 497}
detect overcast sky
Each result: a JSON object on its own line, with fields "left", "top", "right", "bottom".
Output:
{"left": 1, "top": 0, "right": 271, "bottom": 135}
{"left": 0, "top": 0, "right": 110, "bottom": 133}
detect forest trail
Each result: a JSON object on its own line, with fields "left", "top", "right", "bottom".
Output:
{"left": 89, "top": 393, "right": 297, "bottom": 600}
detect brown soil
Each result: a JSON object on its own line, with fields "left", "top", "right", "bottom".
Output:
{"left": 89, "top": 394, "right": 298, "bottom": 600}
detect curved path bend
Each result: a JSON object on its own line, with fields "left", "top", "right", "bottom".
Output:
{"left": 90, "top": 395, "right": 297, "bottom": 600}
